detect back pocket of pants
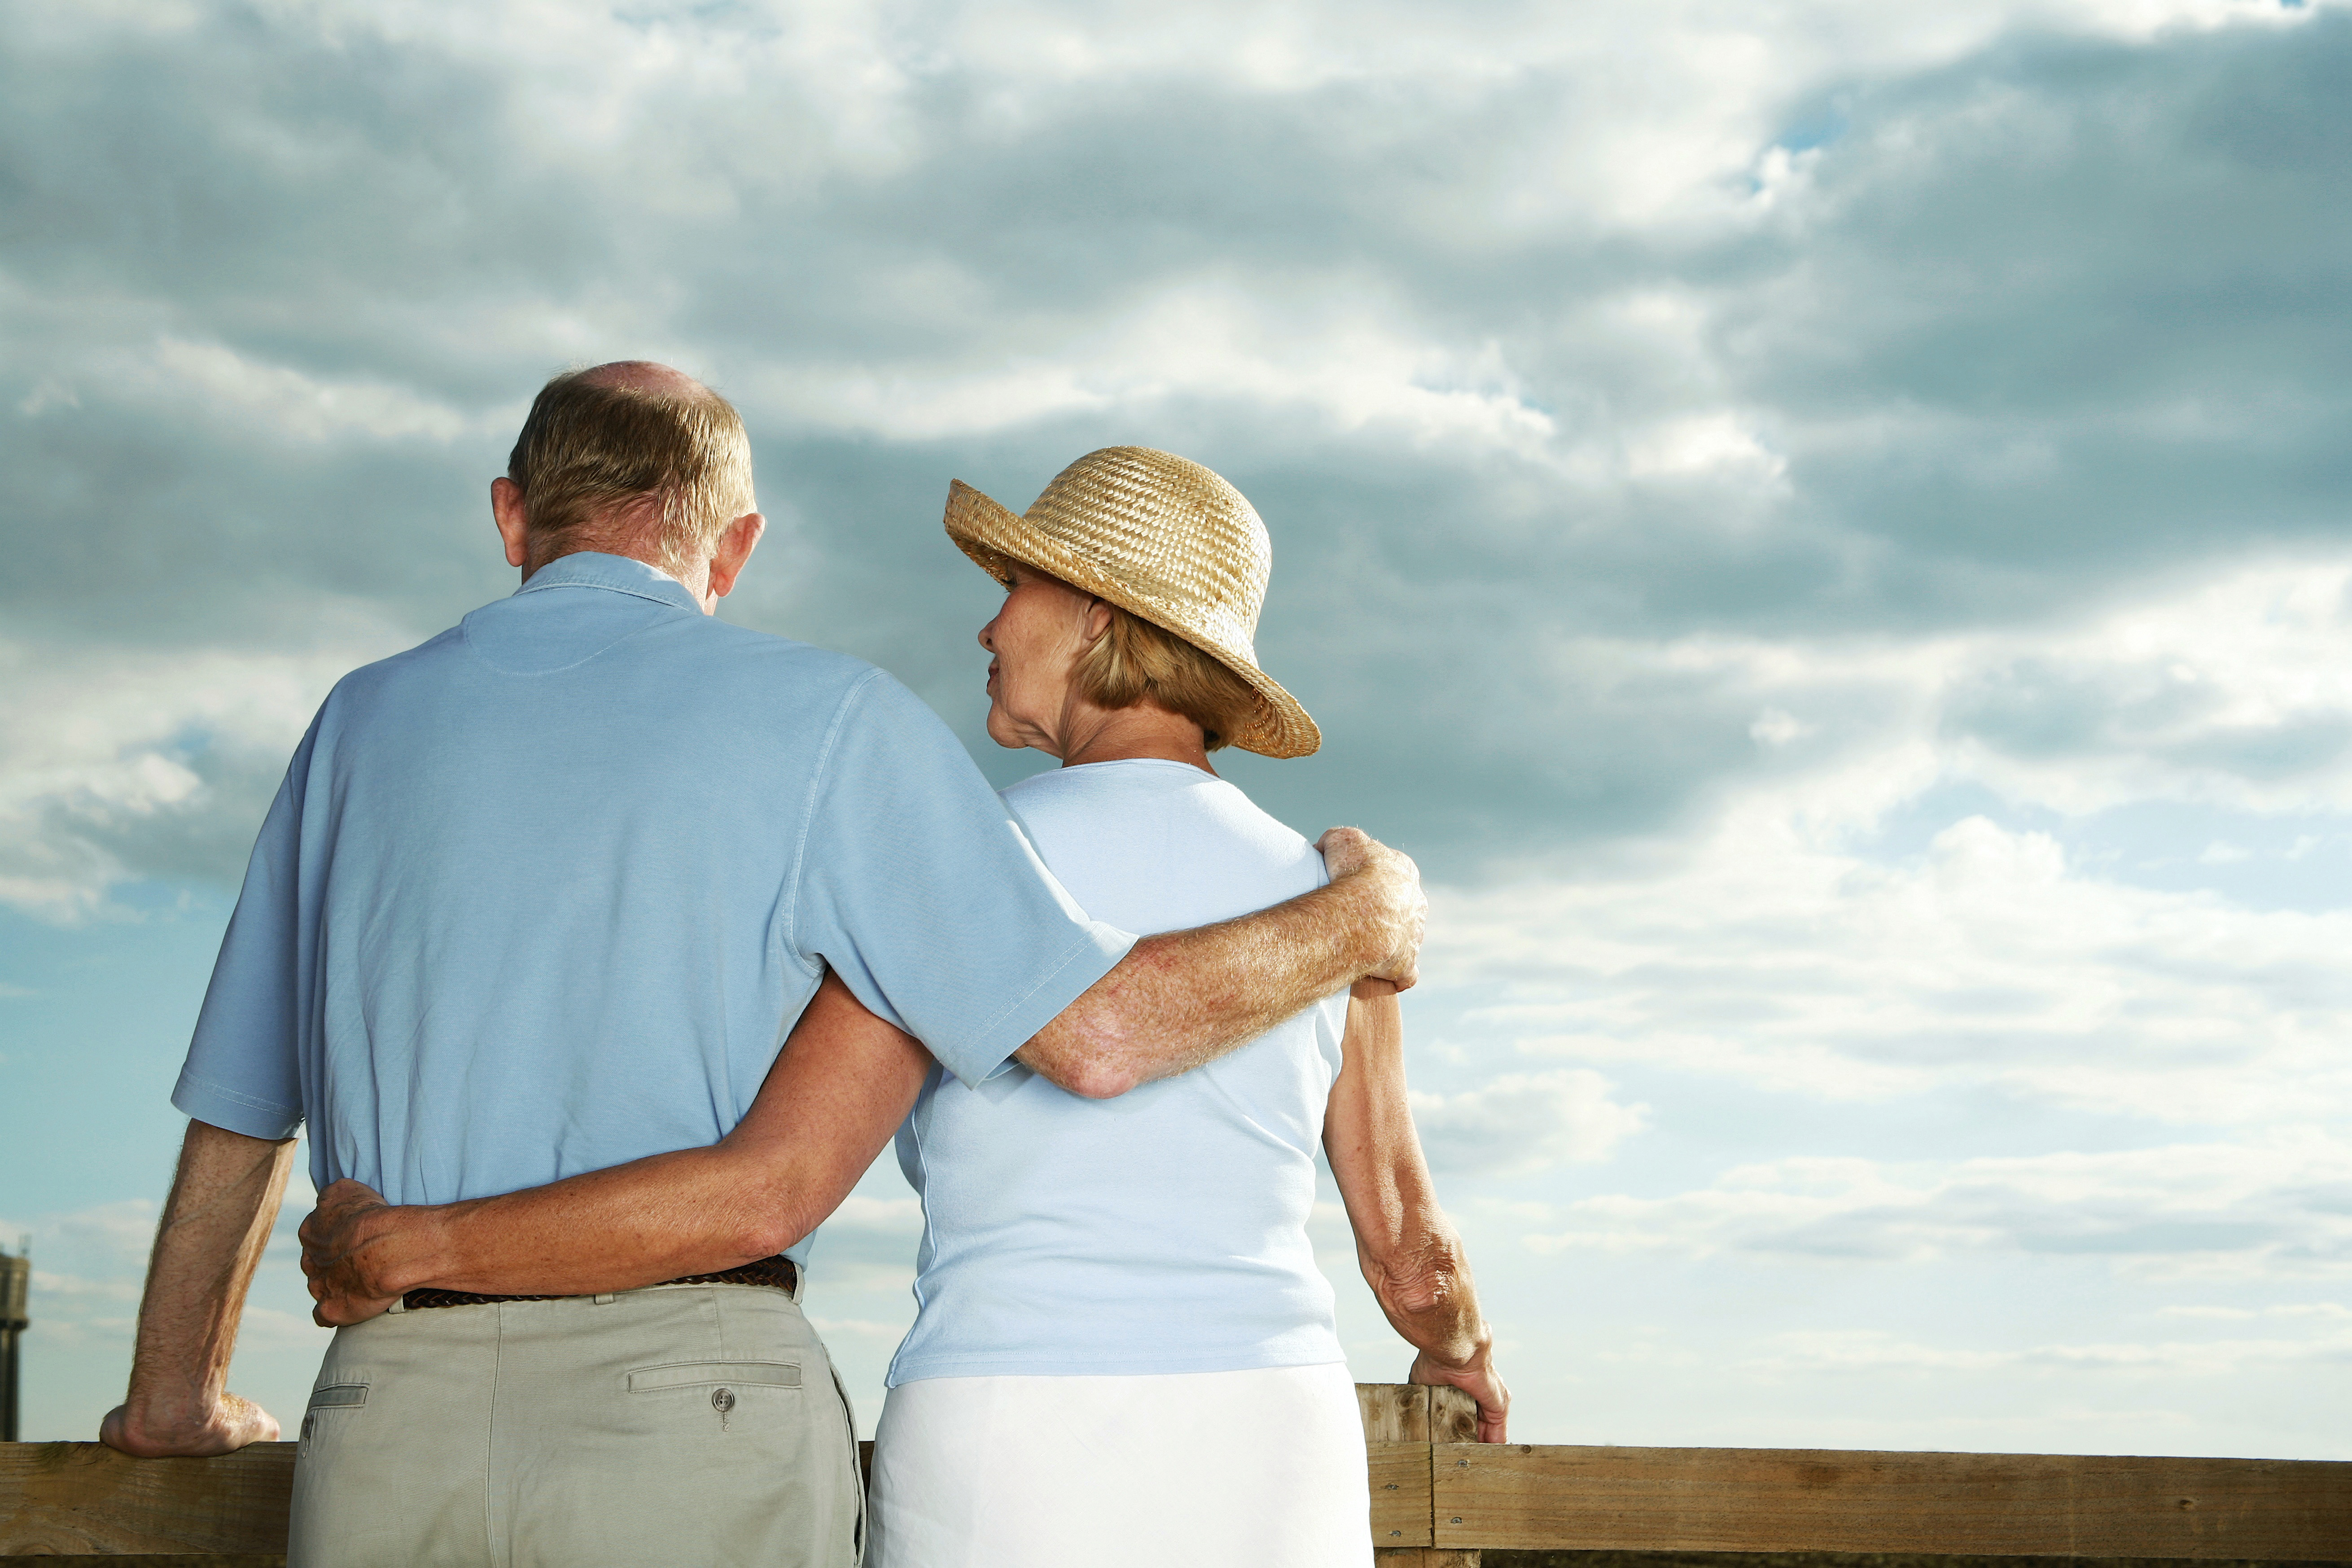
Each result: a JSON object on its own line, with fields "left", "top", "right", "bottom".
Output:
{"left": 299, "top": 1381, "right": 369, "bottom": 1446}
{"left": 626, "top": 1361, "right": 801, "bottom": 1393}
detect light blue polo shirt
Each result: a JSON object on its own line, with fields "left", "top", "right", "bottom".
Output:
{"left": 173, "top": 552, "right": 1134, "bottom": 1268}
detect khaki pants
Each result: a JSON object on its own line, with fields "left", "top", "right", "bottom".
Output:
{"left": 288, "top": 1282, "right": 863, "bottom": 1568}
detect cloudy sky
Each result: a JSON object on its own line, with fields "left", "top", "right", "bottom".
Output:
{"left": 4, "top": 0, "right": 2348, "bottom": 1457}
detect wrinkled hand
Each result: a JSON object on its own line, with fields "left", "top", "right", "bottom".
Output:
{"left": 300, "top": 1178, "right": 405, "bottom": 1327}
{"left": 1411, "top": 1345, "right": 1510, "bottom": 1444}
{"left": 1315, "top": 827, "right": 1426, "bottom": 990}
{"left": 101, "top": 1390, "right": 279, "bottom": 1456}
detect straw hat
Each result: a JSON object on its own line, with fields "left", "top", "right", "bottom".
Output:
{"left": 944, "top": 447, "right": 1321, "bottom": 758}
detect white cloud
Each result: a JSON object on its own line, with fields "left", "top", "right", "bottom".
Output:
{"left": 1410, "top": 1069, "right": 1649, "bottom": 1176}
{"left": 1415, "top": 556, "right": 2352, "bottom": 1129}
{"left": 804, "top": 1193, "right": 923, "bottom": 1288}
{"left": 29, "top": 1271, "right": 143, "bottom": 1303}
{"left": 0, "top": 1198, "right": 158, "bottom": 1348}
{"left": 806, "top": 1315, "right": 911, "bottom": 1341}
{"left": 1442, "top": 810, "right": 2352, "bottom": 1120}
{"left": 827, "top": 1195, "right": 922, "bottom": 1234}
{"left": 1525, "top": 1136, "right": 2352, "bottom": 1279}
{"left": 1625, "top": 412, "right": 1787, "bottom": 482}
{"left": 0, "top": 636, "right": 406, "bottom": 918}
{"left": 1749, "top": 706, "right": 1815, "bottom": 747}
{"left": 1946, "top": 561, "right": 2352, "bottom": 815}
{"left": 1748, "top": 1322, "right": 2352, "bottom": 1380}
{"left": 131, "top": 338, "right": 480, "bottom": 445}
{"left": 2159, "top": 1301, "right": 2352, "bottom": 1320}
{"left": 748, "top": 285, "right": 1557, "bottom": 453}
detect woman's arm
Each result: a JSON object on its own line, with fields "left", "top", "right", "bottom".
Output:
{"left": 1324, "top": 979, "right": 1509, "bottom": 1442}
{"left": 300, "top": 971, "right": 931, "bottom": 1322}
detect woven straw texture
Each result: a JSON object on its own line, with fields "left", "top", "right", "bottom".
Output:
{"left": 945, "top": 447, "right": 1320, "bottom": 758}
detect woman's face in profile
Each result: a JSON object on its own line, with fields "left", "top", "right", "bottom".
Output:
{"left": 978, "top": 562, "right": 1106, "bottom": 757}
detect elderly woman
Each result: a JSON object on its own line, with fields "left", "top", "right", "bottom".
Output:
{"left": 865, "top": 447, "right": 1506, "bottom": 1567}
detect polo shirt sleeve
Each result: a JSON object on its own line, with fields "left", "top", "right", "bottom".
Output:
{"left": 793, "top": 670, "right": 1136, "bottom": 1086}
{"left": 170, "top": 726, "right": 314, "bottom": 1141}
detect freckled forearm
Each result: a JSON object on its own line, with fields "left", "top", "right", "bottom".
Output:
{"left": 385, "top": 1148, "right": 793, "bottom": 1298}
{"left": 123, "top": 1123, "right": 294, "bottom": 1424}
{"left": 311, "top": 975, "right": 931, "bottom": 1308}
{"left": 1024, "top": 876, "right": 1380, "bottom": 1091}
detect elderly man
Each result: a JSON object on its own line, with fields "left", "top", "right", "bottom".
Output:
{"left": 99, "top": 362, "right": 1423, "bottom": 1568}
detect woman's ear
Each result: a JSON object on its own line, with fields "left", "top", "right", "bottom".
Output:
{"left": 1082, "top": 598, "right": 1114, "bottom": 647}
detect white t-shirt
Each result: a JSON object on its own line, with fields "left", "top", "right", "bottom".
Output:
{"left": 886, "top": 758, "right": 1350, "bottom": 1384}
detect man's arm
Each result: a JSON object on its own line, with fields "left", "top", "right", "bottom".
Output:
{"left": 1324, "top": 979, "right": 1509, "bottom": 1443}
{"left": 302, "top": 971, "right": 930, "bottom": 1321}
{"left": 101, "top": 1121, "right": 297, "bottom": 1456}
{"left": 1016, "top": 826, "right": 1425, "bottom": 1098}
{"left": 305, "top": 829, "right": 1423, "bottom": 1314}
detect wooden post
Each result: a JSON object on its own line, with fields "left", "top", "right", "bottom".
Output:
{"left": 1357, "top": 1382, "right": 1480, "bottom": 1568}
{"left": 0, "top": 1250, "right": 29, "bottom": 1445}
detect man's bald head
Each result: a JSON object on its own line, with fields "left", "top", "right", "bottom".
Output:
{"left": 576, "top": 359, "right": 708, "bottom": 398}
{"left": 504, "top": 362, "right": 755, "bottom": 577}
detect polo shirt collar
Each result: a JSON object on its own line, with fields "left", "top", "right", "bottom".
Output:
{"left": 515, "top": 552, "right": 702, "bottom": 614}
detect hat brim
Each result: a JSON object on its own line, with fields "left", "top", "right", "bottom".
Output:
{"left": 945, "top": 479, "right": 1322, "bottom": 759}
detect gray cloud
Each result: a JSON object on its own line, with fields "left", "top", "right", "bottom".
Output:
{"left": 4, "top": 2, "right": 2350, "bottom": 899}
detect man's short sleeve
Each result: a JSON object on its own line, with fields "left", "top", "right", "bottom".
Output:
{"left": 793, "top": 672, "right": 1135, "bottom": 1085}
{"left": 171, "top": 732, "right": 312, "bottom": 1140}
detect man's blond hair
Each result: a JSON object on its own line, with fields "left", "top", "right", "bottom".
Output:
{"left": 506, "top": 369, "right": 755, "bottom": 577}
{"left": 1073, "top": 602, "right": 1265, "bottom": 751}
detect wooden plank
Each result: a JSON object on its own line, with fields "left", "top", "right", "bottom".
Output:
{"left": 1429, "top": 1385, "right": 1480, "bottom": 1445}
{"left": 0, "top": 1558, "right": 284, "bottom": 1566}
{"left": 0, "top": 1442, "right": 293, "bottom": 1555}
{"left": 1432, "top": 1443, "right": 2352, "bottom": 1558}
{"left": 1371, "top": 1440, "right": 1434, "bottom": 1548}
{"left": 1361, "top": 1382, "right": 1432, "bottom": 1442}
{"left": 1357, "top": 1381, "right": 1480, "bottom": 1445}
{"left": 7, "top": 1428, "right": 2346, "bottom": 1561}
{"left": 1361, "top": 1385, "right": 1482, "bottom": 1565}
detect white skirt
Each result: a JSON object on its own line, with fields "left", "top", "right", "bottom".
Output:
{"left": 865, "top": 1364, "right": 1371, "bottom": 1568}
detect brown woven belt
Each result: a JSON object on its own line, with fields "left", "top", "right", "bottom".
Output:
{"left": 401, "top": 1254, "right": 798, "bottom": 1311}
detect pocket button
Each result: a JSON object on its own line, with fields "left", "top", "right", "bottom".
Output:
{"left": 712, "top": 1388, "right": 736, "bottom": 1414}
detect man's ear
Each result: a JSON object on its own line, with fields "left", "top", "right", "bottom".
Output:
{"left": 707, "top": 512, "right": 766, "bottom": 600}
{"left": 491, "top": 478, "right": 530, "bottom": 570}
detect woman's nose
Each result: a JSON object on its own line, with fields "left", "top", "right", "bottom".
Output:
{"left": 977, "top": 617, "right": 997, "bottom": 652}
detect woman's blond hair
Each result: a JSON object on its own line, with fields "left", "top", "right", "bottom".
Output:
{"left": 1073, "top": 602, "right": 1265, "bottom": 752}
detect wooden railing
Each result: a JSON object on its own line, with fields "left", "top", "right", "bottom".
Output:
{"left": 3, "top": 1385, "right": 2347, "bottom": 1563}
